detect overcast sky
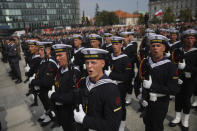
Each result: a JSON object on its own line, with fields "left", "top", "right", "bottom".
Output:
{"left": 80, "top": 0, "right": 149, "bottom": 18}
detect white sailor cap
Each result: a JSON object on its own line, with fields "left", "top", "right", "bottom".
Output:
{"left": 81, "top": 48, "right": 108, "bottom": 60}
{"left": 36, "top": 41, "right": 53, "bottom": 48}
{"left": 182, "top": 29, "right": 197, "bottom": 37}
{"left": 170, "top": 29, "right": 179, "bottom": 34}
{"left": 145, "top": 28, "right": 155, "bottom": 33}
{"left": 149, "top": 34, "right": 168, "bottom": 45}
{"left": 72, "top": 34, "right": 83, "bottom": 40}
{"left": 110, "top": 36, "right": 124, "bottom": 44}
{"left": 104, "top": 33, "right": 113, "bottom": 37}
{"left": 26, "top": 40, "right": 39, "bottom": 46}
{"left": 120, "top": 31, "right": 134, "bottom": 37}
{"left": 145, "top": 32, "right": 156, "bottom": 38}
{"left": 52, "top": 44, "right": 72, "bottom": 53}
{"left": 160, "top": 28, "right": 167, "bottom": 32}
{"left": 88, "top": 34, "right": 102, "bottom": 40}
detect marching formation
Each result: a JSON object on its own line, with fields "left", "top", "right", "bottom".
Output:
{"left": 0, "top": 23, "right": 197, "bottom": 131}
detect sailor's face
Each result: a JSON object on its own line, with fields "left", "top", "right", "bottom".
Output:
{"left": 29, "top": 45, "right": 38, "bottom": 54}
{"left": 150, "top": 43, "right": 165, "bottom": 59}
{"left": 74, "top": 39, "right": 82, "bottom": 48}
{"left": 123, "top": 36, "right": 130, "bottom": 44}
{"left": 184, "top": 36, "right": 196, "bottom": 47}
{"left": 85, "top": 59, "right": 105, "bottom": 80}
{"left": 170, "top": 33, "right": 178, "bottom": 41}
{"left": 39, "top": 48, "right": 45, "bottom": 58}
{"left": 112, "top": 43, "right": 122, "bottom": 54}
{"left": 56, "top": 52, "right": 68, "bottom": 67}
{"left": 90, "top": 40, "right": 100, "bottom": 48}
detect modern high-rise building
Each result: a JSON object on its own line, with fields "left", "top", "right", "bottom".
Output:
{"left": 0, "top": 0, "right": 80, "bottom": 30}
{"left": 149, "top": 0, "right": 197, "bottom": 20}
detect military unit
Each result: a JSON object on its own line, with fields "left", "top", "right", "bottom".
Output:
{"left": 0, "top": 24, "right": 197, "bottom": 131}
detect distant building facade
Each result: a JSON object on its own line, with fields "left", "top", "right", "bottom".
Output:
{"left": 0, "top": 0, "right": 80, "bottom": 30}
{"left": 149, "top": 0, "right": 197, "bottom": 20}
{"left": 114, "top": 10, "right": 140, "bottom": 26}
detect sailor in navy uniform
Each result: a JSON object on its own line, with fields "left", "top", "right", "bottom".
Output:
{"left": 88, "top": 34, "right": 102, "bottom": 49}
{"left": 30, "top": 42, "right": 59, "bottom": 126}
{"left": 102, "top": 33, "right": 113, "bottom": 54}
{"left": 72, "top": 34, "right": 85, "bottom": 74}
{"left": 169, "top": 29, "right": 197, "bottom": 131}
{"left": 142, "top": 34, "right": 179, "bottom": 131}
{"left": 49, "top": 44, "right": 81, "bottom": 131}
{"left": 74, "top": 48, "right": 122, "bottom": 131}
{"left": 25, "top": 40, "right": 42, "bottom": 106}
{"left": 108, "top": 36, "right": 133, "bottom": 131}
{"left": 120, "top": 31, "right": 137, "bottom": 105}
{"left": 165, "top": 29, "right": 182, "bottom": 58}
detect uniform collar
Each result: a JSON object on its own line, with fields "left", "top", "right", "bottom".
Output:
{"left": 149, "top": 57, "right": 171, "bottom": 69}
{"left": 111, "top": 53, "right": 127, "bottom": 60}
{"left": 61, "top": 67, "right": 68, "bottom": 74}
{"left": 74, "top": 47, "right": 85, "bottom": 54}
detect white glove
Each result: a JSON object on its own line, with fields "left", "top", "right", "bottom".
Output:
{"left": 142, "top": 100, "right": 148, "bottom": 107}
{"left": 74, "top": 104, "right": 86, "bottom": 124}
{"left": 149, "top": 92, "right": 157, "bottom": 102}
{"left": 165, "top": 51, "right": 171, "bottom": 58}
{"left": 48, "top": 86, "right": 55, "bottom": 99}
{"left": 25, "top": 64, "right": 30, "bottom": 72}
{"left": 34, "top": 86, "right": 40, "bottom": 91}
{"left": 104, "top": 66, "right": 111, "bottom": 76}
{"left": 29, "top": 74, "right": 35, "bottom": 84}
{"left": 83, "top": 64, "right": 86, "bottom": 70}
{"left": 178, "top": 79, "right": 183, "bottom": 85}
{"left": 178, "top": 59, "right": 186, "bottom": 70}
{"left": 142, "top": 76, "right": 152, "bottom": 89}
{"left": 137, "top": 94, "right": 142, "bottom": 100}
{"left": 71, "top": 56, "right": 75, "bottom": 63}
{"left": 185, "top": 72, "right": 191, "bottom": 78}
{"left": 51, "top": 111, "right": 56, "bottom": 117}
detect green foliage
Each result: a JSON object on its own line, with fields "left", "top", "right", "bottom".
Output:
{"left": 151, "top": 15, "right": 160, "bottom": 24}
{"left": 179, "top": 9, "right": 193, "bottom": 22}
{"left": 163, "top": 7, "right": 175, "bottom": 23}
{"left": 94, "top": 10, "right": 119, "bottom": 26}
{"left": 137, "top": 14, "right": 145, "bottom": 24}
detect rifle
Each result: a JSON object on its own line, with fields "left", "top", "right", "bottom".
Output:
{"left": 66, "top": 47, "right": 81, "bottom": 131}
{"left": 139, "top": 57, "right": 152, "bottom": 117}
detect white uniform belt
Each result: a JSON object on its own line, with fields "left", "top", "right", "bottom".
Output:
{"left": 55, "top": 102, "right": 63, "bottom": 106}
{"left": 116, "top": 80, "right": 123, "bottom": 84}
{"left": 149, "top": 92, "right": 166, "bottom": 102}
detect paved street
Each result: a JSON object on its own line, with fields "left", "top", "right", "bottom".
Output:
{"left": 0, "top": 51, "right": 197, "bottom": 131}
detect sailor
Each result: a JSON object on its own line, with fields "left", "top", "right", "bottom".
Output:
{"left": 74, "top": 48, "right": 122, "bottom": 131}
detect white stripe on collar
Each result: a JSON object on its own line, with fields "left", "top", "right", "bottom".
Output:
{"left": 61, "top": 67, "right": 68, "bottom": 74}
{"left": 149, "top": 57, "right": 171, "bottom": 69}
{"left": 184, "top": 48, "right": 197, "bottom": 54}
{"left": 32, "top": 54, "right": 40, "bottom": 59}
{"left": 123, "top": 43, "right": 133, "bottom": 50}
{"left": 111, "top": 53, "right": 127, "bottom": 60}
{"left": 40, "top": 58, "right": 59, "bottom": 68}
{"left": 106, "top": 43, "right": 112, "bottom": 48}
{"left": 86, "top": 76, "right": 117, "bottom": 91}
{"left": 168, "top": 41, "right": 180, "bottom": 47}
{"left": 74, "top": 47, "right": 84, "bottom": 54}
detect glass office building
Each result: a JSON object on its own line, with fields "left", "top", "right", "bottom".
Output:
{"left": 0, "top": 0, "right": 80, "bottom": 30}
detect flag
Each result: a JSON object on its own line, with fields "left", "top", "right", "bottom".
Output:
{"left": 155, "top": 9, "right": 162, "bottom": 16}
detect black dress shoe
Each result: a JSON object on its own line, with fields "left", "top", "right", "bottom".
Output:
{"left": 37, "top": 118, "right": 44, "bottom": 122}
{"left": 40, "top": 120, "right": 51, "bottom": 127}
{"left": 12, "top": 77, "right": 17, "bottom": 80}
{"left": 30, "top": 102, "right": 38, "bottom": 107}
{"left": 169, "top": 121, "right": 180, "bottom": 127}
{"left": 181, "top": 124, "right": 189, "bottom": 131}
{"left": 15, "top": 79, "right": 22, "bottom": 84}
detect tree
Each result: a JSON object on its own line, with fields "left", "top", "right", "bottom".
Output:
{"left": 179, "top": 9, "right": 193, "bottom": 22}
{"left": 94, "top": 10, "right": 119, "bottom": 26}
{"left": 137, "top": 14, "right": 145, "bottom": 24}
{"left": 150, "top": 15, "right": 160, "bottom": 24}
{"left": 163, "top": 7, "right": 175, "bottom": 23}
